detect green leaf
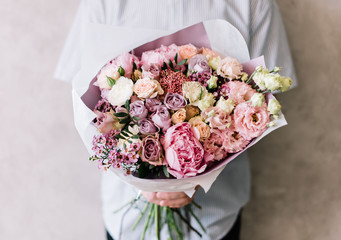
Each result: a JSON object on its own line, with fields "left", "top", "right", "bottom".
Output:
{"left": 161, "top": 62, "right": 168, "bottom": 70}
{"left": 115, "top": 134, "right": 124, "bottom": 139}
{"left": 118, "top": 66, "right": 125, "bottom": 76}
{"left": 113, "top": 112, "right": 129, "bottom": 118}
{"left": 119, "top": 118, "right": 131, "bottom": 124}
{"left": 125, "top": 99, "right": 130, "bottom": 111}
{"left": 123, "top": 142, "right": 127, "bottom": 150}
{"left": 174, "top": 53, "right": 178, "bottom": 64}
{"left": 163, "top": 166, "right": 170, "bottom": 178}
{"left": 121, "top": 131, "right": 130, "bottom": 137}
{"left": 168, "top": 59, "right": 174, "bottom": 69}
{"left": 177, "top": 59, "right": 187, "bottom": 66}
{"left": 106, "top": 76, "right": 116, "bottom": 87}
{"left": 131, "top": 135, "right": 140, "bottom": 139}
{"left": 132, "top": 116, "right": 140, "bottom": 121}
{"left": 199, "top": 88, "right": 203, "bottom": 100}
{"left": 127, "top": 140, "right": 132, "bottom": 144}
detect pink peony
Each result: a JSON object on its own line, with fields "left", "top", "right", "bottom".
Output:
{"left": 141, "top": 44, "right": 179, "bottom": 67}
{"left": 141, "top": 63, "right": 161, "bottom": 80}
{"left": 162, "top": 122, "right": 206, "bottom": 179}
{"left": 220, "top": 81, "right": 256, "bottom": 105}
{"left": 201, "top": 107, "right": 232, "bottom": 130}
{"left": 233, "top": 102, "right": 270, "bottom": 140}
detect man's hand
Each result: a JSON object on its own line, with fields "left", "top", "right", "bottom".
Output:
{"left": 142, "top": 191, "right": 195, "bottom": 208}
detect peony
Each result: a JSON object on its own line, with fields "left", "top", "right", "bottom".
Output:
{"left": 151, "top": 105, "right": 171, "bottom": 131}
{"left": 220, "top": 81, "right": 256, "bottom": 105}
{"left": 233, "top": 102, "right": 270, "bottom": 140}
{"left": 171, "top": 108, "right": 187, "bottom": 124}
{"left": 188, "top": 116, "right": 211, "bottom": 142}
{"left": 145, "top": 98, "right": 162, "bottom": 113}
{"left": 141, "top": 135, "right": 163, "bottom": 166}
{"left": 163, "top": 122, "right": 206, "bottom": 179}
{"left": 201, "top": 107, "right": 232, "bottom": 130}
{"left": 188, "top": 54, "right": 211, "bottom": 73}
{"left": 164, "top": 92, "right": 187, "bottom": 110}
{"left": 107, "top": 77, "right": 134, "bottom": 107}
{"left": 216, "top": 97, "right": 235, "bottom": 114}
{"left": 217, "top": 57, "right": 243, "bottom": 80}
{"left": 267, "top": 98, "right": 281, "bottom": 115}
{"left": 129, "top": 100, "right": 148, "bottom": 119}
{"left": 182, "top": 81, "right": 206, "bottom": 105}
{"left": 178, "top": 44, "right": 198, "bottom": 61}
{"left": 138, "top": 119, "right": 160, "bottom": 135}
{"left": 141, "top": 64, "right": 161, "bottom": 80}
{"left": 133, "top": 78, "right": 164, "bottom": 99}
{"left": 94, "top": 110, "right": 124, "bottom": 134}
{"left": 141, "top": 44, "right": 179, "bottom": 67}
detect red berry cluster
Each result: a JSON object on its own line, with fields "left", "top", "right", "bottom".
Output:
{"left": 159, "top": 69, "right": 188, "bottom": 96}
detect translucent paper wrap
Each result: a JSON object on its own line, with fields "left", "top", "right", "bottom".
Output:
{"left": 71, "top": 20, "right": 287, "bottom": 196}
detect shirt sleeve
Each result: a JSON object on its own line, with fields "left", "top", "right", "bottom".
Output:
{"left": 249, "top": 0, "right": 297, "bottom": 88}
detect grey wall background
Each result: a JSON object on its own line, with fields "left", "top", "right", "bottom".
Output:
{"left": 1, "top": 0, "right": 340, "bottom": 239}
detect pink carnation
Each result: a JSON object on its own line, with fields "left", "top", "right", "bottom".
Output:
{"left": 162, "top": 122, "right": 206, "bottom": 179}
{"left": 220, "top": 81, "right": 256, "bottom": 105}
{"left": 233, "top": 102, "right": 270, "bottom": 140}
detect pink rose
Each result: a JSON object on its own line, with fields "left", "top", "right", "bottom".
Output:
{"left": 188, "top": 54, "right": 211, "bottom": 73}
{"left": 133, "top": 78, "right": 164, "bottom": 99}
{"left": 217, "top": 57, "right": 243, "bottom": 80}
{"left": 200, "top": 47, "right": 219, "bottom": 61}
{"left": 145, "top": 98, "right": 162, "bottom": 113}
{"left": 178, "top": 44, "right": 198, "bottom": 60}
{"left": 94, "top": 110, "right": 123, "bottom": 134}
{"left": 163, "top": 122, "right": 206, "bottom": 179}
{"left": 151, "top": 105, "right": 171, "bottom": 131}
{"left": 141, "top": 135, "right": 163, "bottom": 166}
{"left": 141, "top": 63, "right": 160, "bottom": 80}
{"left": 220, "top": 81, "right": 256, "bottom": 105}
{"left": 201, "top": 107, "right": 232, "bottom": 130}
{"left": 233, "top": 102, "right": 270, "bottom": 140}
{"left": 129, "top": 100, "right": 148, "bottom": 119}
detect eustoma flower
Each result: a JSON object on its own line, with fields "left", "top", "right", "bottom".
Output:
{"left": 233, "top": 102, "right": 270, "bottom": 140}
{"left": 162, "top": 122, "right": 206, "bottom": 178}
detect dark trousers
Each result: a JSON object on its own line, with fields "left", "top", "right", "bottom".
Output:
{"left": 106, "top": 211, "right": 242, "bottom": 240}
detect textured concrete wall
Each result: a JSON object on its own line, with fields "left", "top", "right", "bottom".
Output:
{"left": 1, "top": 0, "right": 340, "bottom": 240}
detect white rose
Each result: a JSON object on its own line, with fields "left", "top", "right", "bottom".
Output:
{"left": 267, "top": 98, "right": 281, "bottom": 115}
{"left": 264, "top": 73, "right": 282, "bottom": 91}
{"left": 216, "top": 97, "right": 235, "bottom": 114}
{"left": 182, "top": 81, "right": 206, "bottom": 105}
{"left": 207, "top": 75, "right": 218, "bottom": 89}
{"left": 107, "top": 77, "right": 134, "bottom": 107}
{"left": 279, "top": 76, "right": 292, "bottom": 92}
{"left": 198, "top": 92, "right": 216, "bottom": 111}
{"left": 96, "top": 64, "right": 120, "bottom": 90}
{"left": 250, "top": 93, "right": 265, "bottom": 107}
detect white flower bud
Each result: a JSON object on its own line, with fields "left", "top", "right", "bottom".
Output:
{"left": 208, "top": 57, "right": 221, "bottom": 71}
{"left": 279, "top": 76, "right": 292, "bottom": 92}
{"left": 250, "top": 93, "right": 265, "bottom": 107}
{"left": 267, "top": 98, "right": 281, "bottom": 115}
{"left": 207, "top": 75, "right": 218, "bottom": 89}
{"left": 216, "top": 97, "right": 235, "bottom": 114}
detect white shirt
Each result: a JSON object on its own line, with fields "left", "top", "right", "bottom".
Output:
{"left": 55, "top": 1, "right": 297, "bottom": 239}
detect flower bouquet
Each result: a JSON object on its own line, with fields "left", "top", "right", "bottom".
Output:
{"left": 72, "top": 20, "right": 292, "bottom": 239}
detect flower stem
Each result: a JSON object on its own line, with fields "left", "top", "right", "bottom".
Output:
{"left": 167, "top": 208, "right": 183, "bottom": 240}
{"left": 173, "top": 209, "right": 202, "bottom": 238}
{"left": 246, "top": 70, "right": 257, "bottom": 84}
{"left": 140, "top": 204, "right": 154, "bottom": 240}
{"left": 132, "top": 202, "right": 150, "bottom": 231}
{"left": 155, "top": 205, "right": 160, "bottom": 240}
{"left": 186, "top": 205, "right": 206, "bottom": 233}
